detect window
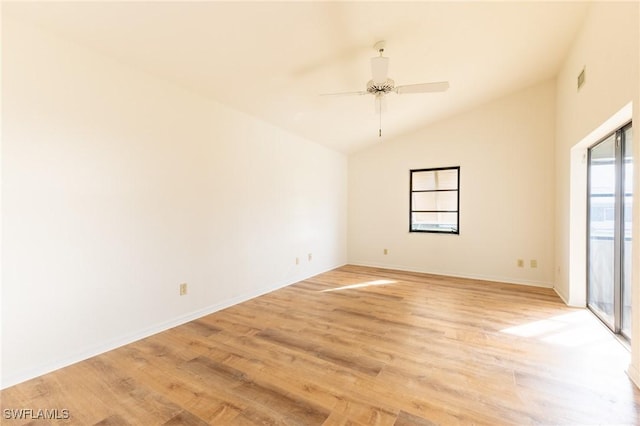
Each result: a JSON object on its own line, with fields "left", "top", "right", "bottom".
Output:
{"left": 410, "top": 166, "right": 460, "bottom": 234}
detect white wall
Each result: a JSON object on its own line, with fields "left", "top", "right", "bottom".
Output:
{"left": 348, "top": 80, "right": 556, "bottom": 287}
{"left": 555, "top": 1, "right": 639, "bottom": 306}
{"left": 553, "top": 1, "right": 639, "bottom": 382}
{"left": 1, "top": 18, "right": 347, "bottom": 388}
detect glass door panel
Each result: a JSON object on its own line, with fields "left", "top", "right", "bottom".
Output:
{"left": 588, "top": 134, "right": 616, "bottom": 328}
{"left": 622, "top": 125, "right": 633, "bottom": 338}
{"left": 588, "top": 123, "right": 632, "bottom": 341}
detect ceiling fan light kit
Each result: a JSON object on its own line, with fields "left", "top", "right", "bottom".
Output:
{"left": 322, "top": 40, "right": 450, "bottom": 138}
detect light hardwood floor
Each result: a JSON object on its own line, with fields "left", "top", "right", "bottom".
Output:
{"left": 2, "top": 265, "right": 639, "bottom": 425}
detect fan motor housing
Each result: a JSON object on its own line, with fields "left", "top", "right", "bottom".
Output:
{"left": 367, "top": 78, "right": 395, "bottom": 94}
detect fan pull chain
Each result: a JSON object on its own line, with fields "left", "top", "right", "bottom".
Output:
{"left": 378, "top": 96, "right": 382, "bottom": 138}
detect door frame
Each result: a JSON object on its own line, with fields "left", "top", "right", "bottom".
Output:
{"left": 586, "top": 121, "right": 632, "bottom": 338}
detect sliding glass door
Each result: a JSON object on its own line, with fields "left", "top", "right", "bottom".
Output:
{"left": 587, "top": 123, "right": 632, "bottom": 340}
{"left": 621, "top": 125, "right": 633, "bottom": 338}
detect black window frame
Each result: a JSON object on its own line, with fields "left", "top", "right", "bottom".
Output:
{"left": 409, "top": 166, "right": 460, "bottom": 234}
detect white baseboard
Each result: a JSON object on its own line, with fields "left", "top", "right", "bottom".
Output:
{"left": 553, "top": 287, "right": 569, "bottom": 304}
{"left": 550, "top": 285, "right": 586, "bottom": 308}
{"left": 348, "top": 261, "right": 553, "bottom": 288}
{"left": 1, "top": 264, "right": 343, "bottom": 390}
{"left": 627, "top": 364, "right": 640, "bottom": 390}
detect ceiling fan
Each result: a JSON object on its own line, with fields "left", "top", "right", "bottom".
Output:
{"left": 322, "top": 41, "right": 449, "bottom": 137}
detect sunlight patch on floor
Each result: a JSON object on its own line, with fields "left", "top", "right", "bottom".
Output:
{"left": 500, "top": 310, "right": 612, "bottom": 347}
{"left": 501, "top": 318, "right": 566, "bottom": 337}
{"left": 321, "top": 279, "right": 397, "bottom": 293}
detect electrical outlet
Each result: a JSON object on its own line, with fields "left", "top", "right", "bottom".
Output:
{"left": 383, "top": 248, "right": 388, "bottom": 255}
{"left": 308, "top": 253, "right": 312, "bottom": 262}
{"left": 295, "top": 257, "right": 299, "bottom": 265}
{"left": 179, "top": 283, "right": 187, "bottom": 296}
{"left": 517, "top": 259, "right": 524, "bottom": 268}
{"left": 530, "top": 259, "right": 538, "bottom": 268}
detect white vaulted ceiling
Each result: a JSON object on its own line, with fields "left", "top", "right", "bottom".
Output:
{"left": 4, "top": 1, "right": 589, "bottom": 153}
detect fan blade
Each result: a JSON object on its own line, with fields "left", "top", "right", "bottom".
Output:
{"left": 395, "top": 81, "right": 449, "bottom": 94}
{"left": 371, "top": 56, "right": 389, "bottom": 84}
{"left": 320, "top": 90, "right": 368, "bottom": 97}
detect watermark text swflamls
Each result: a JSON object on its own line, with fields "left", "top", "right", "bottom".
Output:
{"left": 3, "top": 408, "right": 70, "bottom": 420}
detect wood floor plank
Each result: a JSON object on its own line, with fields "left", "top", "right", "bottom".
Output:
{"left": 93, "top": 414, "right": 131, "bottom": 426}
{"left": 393, "top": 410, "right": 437, "bottom": 426}
{"left": 162, "top": 410, "right": 209, "bottom": 426}
{"left": 2, "top": 265, "right": 639, "bottom": 425}
{"left": 256, "top": 328, "right": 384, "bottom": 376}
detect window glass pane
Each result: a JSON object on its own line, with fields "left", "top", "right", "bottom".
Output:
{"left": 435, "top": 169, "right": 458, "bottom": 190}
{"left": 412, "top": 191, "right": 458, "bottom": 211}
{"left": 412, "top": 171, "right": 437, "bottom": 191}
{"left": 412, "top": 169, "right": 458, "bottom": 191}
{"left": 413, "top": 192, "right": 436, "bottom": 210}
{"left": 411, "top": 212, "right": 458, "bottom": 232}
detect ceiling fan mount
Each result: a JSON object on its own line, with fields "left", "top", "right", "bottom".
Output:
{"left": 373, "top": 40, "right": 386, "bottom": 53}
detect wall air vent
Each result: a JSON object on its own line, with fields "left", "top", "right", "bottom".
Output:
{"left": 577, "top": 67, "right": 586, "bottom": 90}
